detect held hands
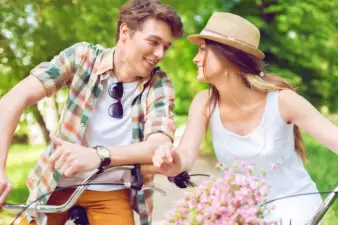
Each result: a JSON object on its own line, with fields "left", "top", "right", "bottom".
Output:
{"left": 152, "top": 144, "right": 183, "bottom": 177}
{"left": 0, "top": 170, "right": 12, "bottom": 207}
{"left": 48, "top": 136, "right": 101, "bottom": 177}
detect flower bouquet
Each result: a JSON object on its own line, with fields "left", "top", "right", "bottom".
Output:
{"left": 165, "top": 161, "right": 276, "bottom": 225}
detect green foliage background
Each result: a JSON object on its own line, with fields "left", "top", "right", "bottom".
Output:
{"left": 1, "top": 0, "right": 338, "bottom": 114}
{"left": 0, "top": 0, "right": 337, "bottom": 224}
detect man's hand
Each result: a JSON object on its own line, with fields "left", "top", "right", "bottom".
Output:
{"left": 0, "top": 170, "right": 12, "bottom": 207}
{"left": 152, "top": 144, "right": 183, "bottom": 177}
{"left": 48, "top": 136, "right": 101, "bottom": 177}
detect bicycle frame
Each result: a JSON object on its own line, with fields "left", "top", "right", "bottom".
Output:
{"left": 3, "top": 164, "right": 168, "bottom": 225}
{"left": 3, "top": 168, "right": 337, "bottom": 225}
{"left": 307, "top": 186, "right": 338, "bottom": 225}
{"left": 4, "top": 166, "right": 140, "bottom": 214}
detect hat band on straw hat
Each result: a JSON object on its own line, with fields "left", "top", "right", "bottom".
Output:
{"left": 203, "top": 29, "right": 256, "bottom": 48}
{"left": 187, "top": 12, "right": 265, "bottom": 59}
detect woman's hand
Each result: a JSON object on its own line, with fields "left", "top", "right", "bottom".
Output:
{"left": 152, "top": 144, "right": 183, "bottom": 177}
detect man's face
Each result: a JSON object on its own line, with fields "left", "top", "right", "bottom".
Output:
{"left": 123, "top": 19, "right": 173, "bottom": 78}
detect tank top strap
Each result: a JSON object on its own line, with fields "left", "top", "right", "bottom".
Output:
{"left": 264, "top": 91, "right": 286, "bottom": 126}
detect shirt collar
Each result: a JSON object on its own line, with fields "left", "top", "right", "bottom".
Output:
{"left": 96, "top": 47, "right": 115, "bottom": 81}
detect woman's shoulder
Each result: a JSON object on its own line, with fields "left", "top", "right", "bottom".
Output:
{"left": 278, "top": 89, "right": 298, "bottom": 99}
{"left": 194, "top": 89, "right": 210, "bottom": 101}
{"left": 278, "top": 89, "right": 305, "bottom": 109}
{"left": 191, "top": 90, "right": 210, "bottom": 109}
{"left": 189, "top": 90, "right": 214, "bottom": 119}
{"left": 278, "top": 89, "right": 305, "bottom": 124}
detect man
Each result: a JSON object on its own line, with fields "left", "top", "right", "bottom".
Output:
{"left": 0, "top": 0, "right": 183, "bottom": 224}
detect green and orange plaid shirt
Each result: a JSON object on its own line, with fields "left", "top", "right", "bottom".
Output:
{"left": 24, "top": 42, "right": 175, "bottom": 225}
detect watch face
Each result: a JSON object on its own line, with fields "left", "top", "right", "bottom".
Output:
{"left": 98, "top": 147, "right": 110, "bottom": 159}
{"left": 95, "top": 146, "right": 111, "bottom": 170}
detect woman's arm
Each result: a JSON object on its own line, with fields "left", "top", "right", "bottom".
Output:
{"left": 152, "top": 90, "right": 210, "bottom": 175}
{"left": 176, "top": 90, "right": 210, "bottom": 170}
{"left": 279, "top": 89, "right": 338, "bottom": 154}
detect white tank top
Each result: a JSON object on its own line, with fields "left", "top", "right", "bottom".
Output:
{"left": 57, "top": 78, "right": 138, "bottom": 191}
{"left": 210, "top": 91, "right": 322, "bottom": 224}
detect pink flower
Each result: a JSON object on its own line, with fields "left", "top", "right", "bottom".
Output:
{"left": 215, "top": 162, "right": 223, "bottom": 168}
{"left": 165, "top": 160, "right": 276, "bottom": 225}
{"left": 271, "top": 163, "right": 277, "bottom": 170}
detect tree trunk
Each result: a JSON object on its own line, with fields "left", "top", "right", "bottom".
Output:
{"left": 53, "top": 94, "right": 60, "bottom": 120}
{"left": 257, "top": 0, "right": 278, "bottom": 23}
{"left": 31, "top": 104, "right": 50, "bottom": 144}
{"left": 49, "top": 95, "right": 60, "bottom": 132}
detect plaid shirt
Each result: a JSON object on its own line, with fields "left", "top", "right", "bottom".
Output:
{"left": 23, "top": 42, "right": 175, "bottom": 225}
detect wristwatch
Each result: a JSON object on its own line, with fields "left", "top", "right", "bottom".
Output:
{"left": 94, "top": 146, "right": 111, "bottom": 171}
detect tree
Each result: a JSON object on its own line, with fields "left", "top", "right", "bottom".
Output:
{"left": 1, "top": 0, "right": 337, "bottom": 142}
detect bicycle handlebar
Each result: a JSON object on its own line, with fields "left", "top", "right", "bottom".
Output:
{"left": 307, "top": 186, "right": 338, "bottom": 225}
{"left": 3, "top": 165, "right": 167, "bottom": 214}
{"left": 3, "top": 165, "right": 336, "bottom": 225}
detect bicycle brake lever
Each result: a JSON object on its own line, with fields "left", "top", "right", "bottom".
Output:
{"left": 185, "top": 180, "right": 196, "bottom": 188}
{"left": 168, "top": 171, "right": 196, "bottom": 188}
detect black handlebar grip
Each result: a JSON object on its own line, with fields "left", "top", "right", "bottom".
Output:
{"left": 131, "top": 164, "right": 144, "bottom": 191}
{"left": 168, "top": 171, "right": 194, "bottom": 188}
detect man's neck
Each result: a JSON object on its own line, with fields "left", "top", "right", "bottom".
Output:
{"left": 113, "top": 46, "right": 140, "bottom": 83}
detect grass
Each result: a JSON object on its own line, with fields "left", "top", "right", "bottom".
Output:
{"left": 302, "top": 133, "right": 338, "bottom": 225}
{"left": 4, "top": 145, "right": 45, "bottom": 203}
{"left": 1, "top": 130, "right": 337, "bottom": 224}
{"left": 0, "top": 144, "right": 44, "bottom": 225}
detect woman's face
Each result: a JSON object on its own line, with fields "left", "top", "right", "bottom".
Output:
{"left": 193, "top": 41, "right": 227, "bottom": 83}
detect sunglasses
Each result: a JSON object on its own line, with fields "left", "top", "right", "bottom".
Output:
{"left": 108, "top": 82, "right": 123, "bottom": 119}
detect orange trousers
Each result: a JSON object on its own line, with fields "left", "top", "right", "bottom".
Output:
{"left": 19, "top": 188, "right": 135, "bottom": 225}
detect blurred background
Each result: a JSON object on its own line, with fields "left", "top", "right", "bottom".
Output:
{"left": 0, "top": 0, "right": 337, "bottom": 224}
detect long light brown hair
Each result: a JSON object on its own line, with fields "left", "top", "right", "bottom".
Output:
{"left": 203, "top": 39, "right": 306, "bottom": 161}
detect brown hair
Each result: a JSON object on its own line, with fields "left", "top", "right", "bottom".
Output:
{"left": 116, "top": 0, "right": 183, "bottom": 42}
{"left": 203, "top": 39, "right": 306, "bottom": 161}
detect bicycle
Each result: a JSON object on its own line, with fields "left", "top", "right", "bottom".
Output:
{"left": 167, "top": 172, "right": 338, "bottom": 225}
{"left": 3, "top": 164, "right": 337, "bottom": 225}
{"left": 3, "top": 164, "right": 204, "bottom": 225}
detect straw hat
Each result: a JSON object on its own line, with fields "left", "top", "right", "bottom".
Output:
{"left": 187, "top": 12, "right": 265, "bottom": 60}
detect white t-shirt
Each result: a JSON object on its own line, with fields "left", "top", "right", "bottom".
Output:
{"left": 57, "top": 78, "right": 138, "bottom": 191}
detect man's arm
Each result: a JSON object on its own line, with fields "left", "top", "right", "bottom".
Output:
{"left": 0, "top": 76, "right": 47, "bottom": 169}
{"left": 108, "top": 72, "right": 175, "bottom": 165}
{"left": 49, "top": 132, "right": 172, "bottom": 177}
{"left": 0, "top": 43, "right": 83, "bottom": 205}
{"left": 0, "top": 42, "right": 84, "bottom": 168}
{"left": 49, "top": 71, "right": 176, "bottom": 176}
{"left": 108, "top": 132, "right": 172, "bottom": 166}
{"left": 0, "top": 75, "right": 47, "bottom": 205}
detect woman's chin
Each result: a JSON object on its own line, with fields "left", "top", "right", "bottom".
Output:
{"left": 197, "top": 75, "right": 206, "bottom": 82}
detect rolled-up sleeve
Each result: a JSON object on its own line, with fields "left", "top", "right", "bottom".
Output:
{"left": 143, "top": 73, "right": 176, "bottom": 141}
{"left": 30, "top": 42, "right": 86, "bottom": 96}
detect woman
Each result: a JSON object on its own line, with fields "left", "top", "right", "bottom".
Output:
{"left": 152, "top": 12, "right": 338, "bottom": 224}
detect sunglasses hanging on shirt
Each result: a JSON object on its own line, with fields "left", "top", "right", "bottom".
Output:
{"left": 108, "top": 82, "right": 123, "bottom": 119}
